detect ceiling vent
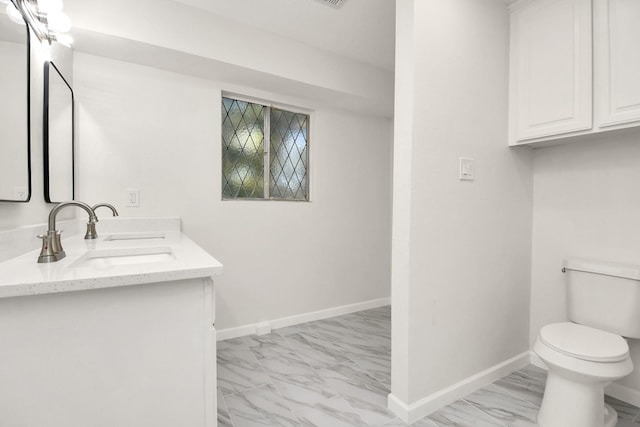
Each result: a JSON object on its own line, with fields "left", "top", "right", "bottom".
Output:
{"left": 316, "top": 0, "right": 347, "bottom": 8}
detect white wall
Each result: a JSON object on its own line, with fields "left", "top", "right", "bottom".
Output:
{"left": 64, "top": 0, "right": 393, "bottom": 117}
{"left": 530, "top": 129, "right": 640, "bottom": 394}
{"left": 391, "top": 0, "right": 533, "bottom": 409}
{"left": 74, "top": 53, "right": 393, "bottom": 329}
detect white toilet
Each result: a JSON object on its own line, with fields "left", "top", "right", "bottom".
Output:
{"left": 534, "top": 258, "right": 640, "bottom": 427}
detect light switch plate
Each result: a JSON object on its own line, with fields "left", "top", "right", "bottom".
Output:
{"left": 459, "top": 157, "right": 475, "bottom": 181}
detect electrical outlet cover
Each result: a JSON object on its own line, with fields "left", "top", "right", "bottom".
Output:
{"left": 125, "top": 188, "right": 140, "bottom": 207}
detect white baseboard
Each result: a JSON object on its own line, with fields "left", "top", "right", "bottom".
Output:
{"left": 387, "top": 393, "right": 411, "bottom": 423}
{"left": 216, "top": 324, "right": 257, "bottom": 341}
{"left": 388, "top": 351, "right": 530, "bottom": 424}
{"left": 606, "top": 382, "right": 640, "bottom": 408}
{"left": 215, "top": 297, "right": 391, "bottom": 341}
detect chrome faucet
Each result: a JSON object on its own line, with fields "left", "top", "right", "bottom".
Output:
{"left": 88, "top": 203, "right": 119, "bottom": 238}
{"left": 37, "top": 201, "right": 98, "bottom": 263}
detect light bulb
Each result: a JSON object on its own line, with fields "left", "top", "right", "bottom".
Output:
{"left": 47, "top": 11, "right": 71, "bottom": 32}
{"left": 37, "top": 42, "right": 51, "bottom": 61}
{"left": 38, "top": 0, "right": 63, "bottom": 13}
{"left": 54, "top": 32, "right": 72, "bottom": 46}
{"left": 6, "top": 3, "right": 25, "bottom": 25}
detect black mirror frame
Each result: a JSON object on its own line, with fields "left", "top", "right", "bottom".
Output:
{"left": 0, "top": 4, "right": 31, "bottom": 203}
{"left": 43, "top": 60, "right": 74, "bottom": 203}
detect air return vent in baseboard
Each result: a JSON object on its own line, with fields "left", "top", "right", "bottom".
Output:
{"left": 316, "top": 0, "right": 347, "bottom": 8}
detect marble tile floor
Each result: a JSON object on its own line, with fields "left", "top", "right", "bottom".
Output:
{"left": 216, "top": 306, "right": 640, "bottom": 426}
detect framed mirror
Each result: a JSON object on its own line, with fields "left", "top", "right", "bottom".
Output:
{"left": 0, "top": 2, "right": 31, "bottom": 202}
{"left": 43, "top": 61, "right": 74, "bottom": 203}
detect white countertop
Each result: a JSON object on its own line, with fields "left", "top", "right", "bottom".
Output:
{"left": 0, "top": 230, "right": 223, "bottom": 299}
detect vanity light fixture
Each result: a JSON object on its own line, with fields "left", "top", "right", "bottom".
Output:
{"left": 3, "top": 0, "right": 24, "bottom": 25}
{"left": 5, "top": 0, "right": 72, "bottom": 46}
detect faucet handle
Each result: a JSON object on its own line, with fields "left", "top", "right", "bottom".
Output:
{"left": 37, "top": 234, "right": 58, "bottom": 263}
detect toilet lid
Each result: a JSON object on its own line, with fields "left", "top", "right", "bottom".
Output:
{"left": 539, "top": 322, "right": 629, "bottom": 363}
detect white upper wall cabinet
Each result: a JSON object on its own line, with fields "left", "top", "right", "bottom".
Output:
{"left": 509, "top": 0, "right": 592, "bottom": 143}
{"left": 595, "top": 0, "right": 640, "bottom": 128}
{"left": 509, "top": 0, "right": 640, "bottom": 146}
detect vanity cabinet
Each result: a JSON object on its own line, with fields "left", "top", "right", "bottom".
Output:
{"left": 509, "top": 0, "right": 640, "bottom": 146}
{"left": 0, "top": 220, "right": 222, "bottom": 427}
{"left": 0, "top": 278, "right": 217, "bottom": 427}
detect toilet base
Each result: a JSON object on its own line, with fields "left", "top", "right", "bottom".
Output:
{"left": 604, "top": 404, "right": 618, "bottom": 427}
{"left": 537, "top": 370, "right": 617, "bottom": 427}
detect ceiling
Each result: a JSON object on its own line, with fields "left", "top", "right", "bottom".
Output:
{"left": 171, "top": 0, "right": 396, "bottom": 71}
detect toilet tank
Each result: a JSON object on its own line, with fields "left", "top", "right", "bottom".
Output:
{"left": 565, "top": 258, "right": 640, "bottom": 338}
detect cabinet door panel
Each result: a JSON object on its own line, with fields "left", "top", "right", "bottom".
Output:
{"left": 510, "top": 0, "right": 592, "bottom": 142}
{"left": 596, "top": 0, "right": 640, "bottom": 127}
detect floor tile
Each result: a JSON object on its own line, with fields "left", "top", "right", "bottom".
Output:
{"left": 493, "top": 370, "right": 544, "bottom": 407}
{"left": 303, "top": 317, "right": 355, "bottom": 341}
{"left": 283, "top": 332, "right": 350, "bottom": 369}
{"left": 218, "top": 337, "right": 250, "bottom": 352}
{"left": 217, "top": 347, "right": 272, "bottom": 395}
{"left": 288, "top": 395, "right": 370, "bottom": 427}
{"left": 517, "top": 365, "right": 547, "bottom": 386}
{"left": 354, "top": 306, "right": 391, "bottom": 322}
{"left": 317, "top": 360, "right": 396, "bottom": 425}
{"left": 343, "top": 314, "right": 391, "bottom": 339}
{"left": 246, "top": 332, "right": 294, "bottom": 360}
{"left": 463, "top": 383, "right": 538, "bottom": 426}
{"left": 217, "top": 388, "right": 234, "bottom": 427}
{"left": 428, "top": 399, "right": 507, "bottom": 426}
{"left": 260, "top": 351, "right": 335, "bottom": 405}
{"left": 332, "top": 339, "right": 392, "bottom": 387}
{"left": 329, "top": 325, "right": 391, "bottom": 351}
{"left": 275, "top": 322, "right": 315, "bottom": 337}
{"left": 224, "top": 383, "right": 300, "bottom": 427}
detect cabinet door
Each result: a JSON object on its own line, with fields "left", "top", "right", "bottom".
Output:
{"left": 510, "top": 0, "right": 592, "bottom": 142}
{"left": 595, "top": 0, "right": 640, "bottom": 128}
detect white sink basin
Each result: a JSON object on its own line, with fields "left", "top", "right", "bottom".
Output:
{"left": 70, "top": 247, "right": 175, "bottom": 269}
{"left": 104, "top": 232, "right": 165, "bottom": 241}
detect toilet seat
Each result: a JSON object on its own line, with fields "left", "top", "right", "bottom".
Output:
{"left": 539, "top": 322, "right": 629, "bottom": 363}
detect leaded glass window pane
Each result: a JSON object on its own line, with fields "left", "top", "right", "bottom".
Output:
{"left": 269, "top": 108, "right": 308, "bottom": 200}
{"left": 221, "top": 98, "right": 265, "bottom": 199}
{"left": 221, "top": 96, "right": 309, "bottom": 201}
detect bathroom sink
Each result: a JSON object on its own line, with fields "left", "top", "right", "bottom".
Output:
{"left": 104, "top": 232, "right": 165, "bottom": 241}
{"left": 70, "top": 247, "right": 175, "bottom": 269}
